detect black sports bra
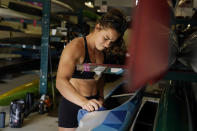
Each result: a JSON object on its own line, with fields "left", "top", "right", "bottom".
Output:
{"left": 72, "top": 36, "right": 95, "bottom": 79}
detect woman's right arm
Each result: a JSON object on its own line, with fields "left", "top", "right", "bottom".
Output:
{"left": 56, "top": 40, "right": 102, "bottom": 111}
{"left": 56, "top": 40, "right": 88, "bottom": 107}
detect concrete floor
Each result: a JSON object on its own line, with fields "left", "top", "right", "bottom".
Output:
{"left": 0, "top": 74, "right": 124, "bottom": 131}
{"left": 0, "top": 97, "right": 58, "bottom": 131}
{"left": 1, "top": 107, "right": 58, "bottom": 131}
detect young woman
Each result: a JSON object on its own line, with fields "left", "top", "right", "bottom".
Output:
{"left": 56, "top": 8, "right": 127, "bottom": 131}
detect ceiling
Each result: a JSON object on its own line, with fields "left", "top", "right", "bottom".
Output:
{"left": 0, "top": 0, "right": 196, "bottom": 20}
{"left": 0, "top": 0, "right": 134, "bottom": 20}
{"left": 0, "top": 0, "right": 195, "bottom": 36}
{"left": 0, "top": 0, "right": 134, "bottom": 35}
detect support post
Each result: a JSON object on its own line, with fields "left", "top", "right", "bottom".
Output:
{"left": 39, "top": 0, "right": 51, "bottom": 95}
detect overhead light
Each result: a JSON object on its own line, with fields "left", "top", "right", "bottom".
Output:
{"left": 136, "top": 0, "right": 139, "bottom": 5}
{"left": 85, "top": 1, "right": 94, "bottom": 8}
{"left": 97, "top": 9, "right": 101, "bottom": 12}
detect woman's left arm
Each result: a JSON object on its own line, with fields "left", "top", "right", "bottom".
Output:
{"left": 97, "top": 76, "right": 105, "bottom": 105}
{"left": 96, "top": 51, "right": 105, "bottom": 105}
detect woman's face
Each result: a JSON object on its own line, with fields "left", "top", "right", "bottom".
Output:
{"left": 94, "top": 25, "right": 120, "bottom": 51}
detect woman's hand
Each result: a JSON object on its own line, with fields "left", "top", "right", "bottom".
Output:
{"left": 81, "top": 99, "right": 103, "bottom": 112}
{"left": 98, "top": 96, "right": 104, "bottom": 106}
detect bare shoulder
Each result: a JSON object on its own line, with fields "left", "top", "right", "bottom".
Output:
{"left": 57, "top": 37, "right": 84, "bottom": 79}
{"left": 65, "top": 37, "right": 83, "bottom": 51}
{"left": 61, "top": 37, "right": 84, "bottom": 58}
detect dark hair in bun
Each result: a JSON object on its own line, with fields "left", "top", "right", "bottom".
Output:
{"left": 98, "top": 8, "right": 127, "bottom": 36}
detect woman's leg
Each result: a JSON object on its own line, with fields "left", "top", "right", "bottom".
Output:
{"left": 58, "top": 97, "right": 81, "bottom": 129}
{"left": 58, "top": 127, "right": 76, "bottom": 131}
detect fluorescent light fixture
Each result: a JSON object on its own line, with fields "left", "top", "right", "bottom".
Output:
{"left": 136, "top": 0, "right": 139, "bottom": 5}
{"left": 85, "top": 1, "right": 94, "bottom": 8}
{"left": 97, "top": 9, "right": 101, "bottom": 12}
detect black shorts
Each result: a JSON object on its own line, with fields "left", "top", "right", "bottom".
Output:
{"left": 58, "top": 95, "right": 99, "bottom": 128}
